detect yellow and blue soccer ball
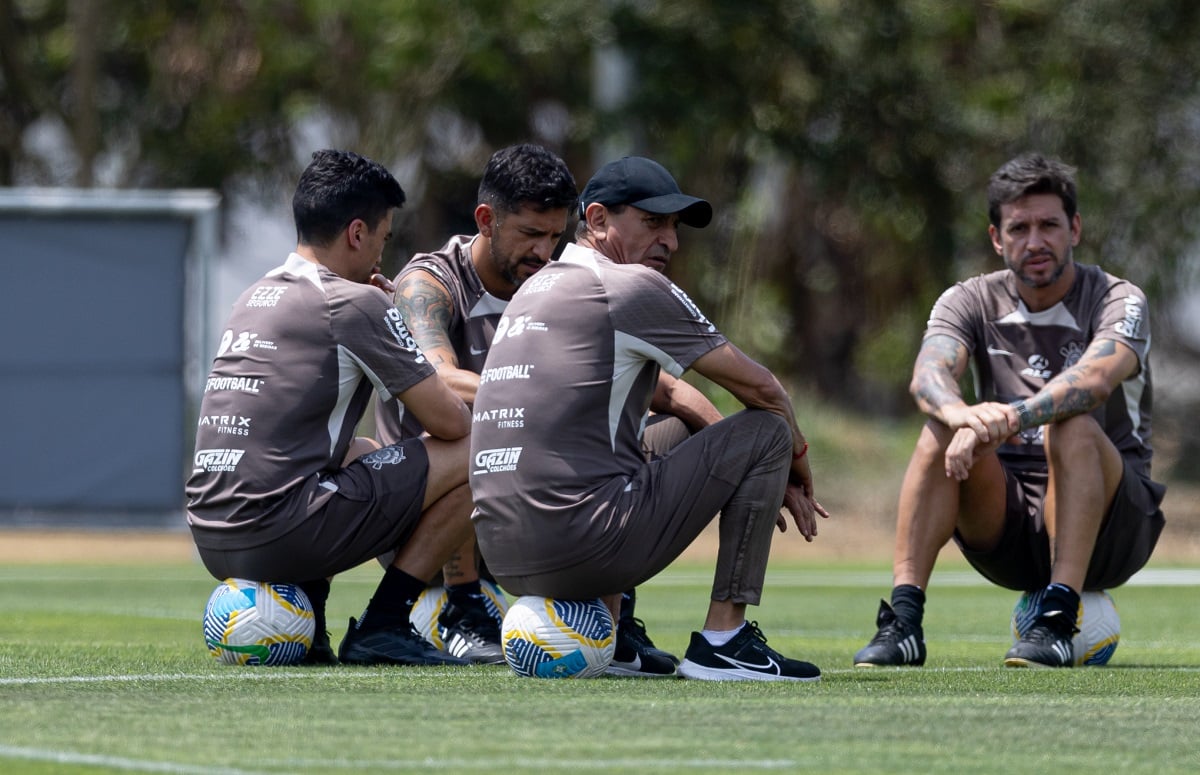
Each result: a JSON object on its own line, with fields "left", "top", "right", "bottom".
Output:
{"left": 203, "top": 579, "right": 315, "bottom": 666}
{"left": 1011, "top": 589, "right": 1120, "bottom": 666}
{"left": 409, "top": 579, "right": 509, "bottom": 649}
{"left": 501, "top": 596, "right": 615, "bottom": 678}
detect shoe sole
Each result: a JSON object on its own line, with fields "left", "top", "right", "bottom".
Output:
{"left": 853, "top": 660, "right": 925, "bottom": 668}
{"left": 604, "top": 663, "right": 677, "bottom": 678}
{"left": 677, "top": 659, "right": 820, "bottom": 682}
{"left": 1003, "top": 657, "right": 1066, "bottom": 669}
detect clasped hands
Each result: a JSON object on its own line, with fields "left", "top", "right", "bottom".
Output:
{"left": 942, "top": 402, "right": 1021, "bottom": 481}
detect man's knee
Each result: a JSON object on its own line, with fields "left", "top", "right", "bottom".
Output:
{"left": 1043, "top": 413, "right": 1106, "bottom": 459}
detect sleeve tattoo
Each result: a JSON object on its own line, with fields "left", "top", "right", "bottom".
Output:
{"left": 395, "top": 274, "right": 457, "bottom": 368}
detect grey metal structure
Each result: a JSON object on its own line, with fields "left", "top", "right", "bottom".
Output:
{"left": 0, "top": 187, "right": 220, "bottom": 528}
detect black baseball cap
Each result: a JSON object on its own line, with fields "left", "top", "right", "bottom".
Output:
{"left": 579, "top": 157, "right": 713, "bottom": 228}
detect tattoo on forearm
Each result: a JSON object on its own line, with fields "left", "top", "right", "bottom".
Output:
{"left": 912, "top": 336, "right": 966, "bottom": 412}
{"left": 1024, "top": 339, "right": 1121, "bottom": 425}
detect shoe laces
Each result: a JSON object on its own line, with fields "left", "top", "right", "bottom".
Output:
{"left": 619, "top": 616, "right": 657, "bottom": 650}
{"left": 867, "top": 605, "right": 915, "bottom": 646}
{"left": 445, "top": 603, "right": 500, "bottom": 641}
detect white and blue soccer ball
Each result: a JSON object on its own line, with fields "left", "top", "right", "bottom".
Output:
{"left": 501, "top": 596, "right": 616, "bottom": 678}
{"left": 1011, "top": 589, "right": 1120, "bottom": 666}
{"left": 409, "top": 578, "right": 509, "bottom": 649}
{"left": 203, "top": 579, "right": 315, "bottom": 666}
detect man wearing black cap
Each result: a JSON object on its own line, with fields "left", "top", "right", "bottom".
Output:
{"left": 469, "top": 156, "right": 830, "bottom": 681}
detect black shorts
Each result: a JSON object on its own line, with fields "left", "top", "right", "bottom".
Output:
{"left": 196, "top": 439, "right": 430, "bottom": 583}
{"left": 955, "top": 457, "right": 1166, "bottom": 591}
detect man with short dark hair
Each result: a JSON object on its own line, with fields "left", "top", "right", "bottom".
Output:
{"left": 470, "top": 156, "right": 830, "bottom": 682}
{"left": 853, "top": 153, "right": 1166, "bottom": 669}
{"left": 186, "top": 149, "right": 475, "bottom": 667}
{"left": 374, "top": 143, "right": 578, "bottom": 665}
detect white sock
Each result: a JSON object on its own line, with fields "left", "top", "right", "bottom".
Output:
{"left": 701, "top": 624, "right": 744, "bottom": 647}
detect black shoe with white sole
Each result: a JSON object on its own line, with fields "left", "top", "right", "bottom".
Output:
{"left": 1004, "top": 610, "right": 1077, "bottom": 668}
{"left": 677, "top": 621, "right": 820, "bottom": 682}
{"left": 853, "top": 600, "right": 926, "bottom": 667}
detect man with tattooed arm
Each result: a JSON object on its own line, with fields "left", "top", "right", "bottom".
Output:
{"left": 853, "top": 153, "right": 1166, "bottom": 668}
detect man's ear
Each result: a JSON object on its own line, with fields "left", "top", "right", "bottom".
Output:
{"left": 584, "top": 202, "right": 608, "bottom": 234}
{"left": 474, "top": 204, "right": 495, "bottom": 238}
{"left": 347, "top": 217, "right": 368, "bottom": 249}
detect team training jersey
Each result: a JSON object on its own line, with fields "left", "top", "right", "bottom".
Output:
{"left": 926, "top": 262, "right": 1154, "bottom": 474}
{"left": 375, "top": 234, "right": 507, "bottom": 443}
{"left": 469, "top": 242, "right": 728, "bottom": 575}
{"left": 186, "top": 253, "right": 434, "bottom": 549}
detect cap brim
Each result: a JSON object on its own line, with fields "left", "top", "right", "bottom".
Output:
{"left": 630, "top": 194, "right": 713, "bottom": 228}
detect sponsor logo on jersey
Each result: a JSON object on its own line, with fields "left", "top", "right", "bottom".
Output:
{"left": 669, "top": 283, "right": 716, "bottom": 332}
{"left": 204, "top": 376, "right": 263, "bottom": 394}
{"left": 479, "top": 364, "right": 534, "bottom": 384}
{"left": 492, "top": 314, "right": 548, "bottom": 343}
{"left": 246, "top": 286, "right": 288, "bottom": 308}
{"left": 1060, "top": 340, "right": 1086, "bottom": 369}
{"left": 472, "top": 407, "right": 525, "bottom": 429}
{"left": 473, "top": 447, "right": 522, "bottom": 474}
{"left": 1021, "top": 354, "right": 1052, "bottom": 380}
{"left": 384, "top": 308, "right": 427, "bottom": 364}
{"left": 1114, "top": 294, "right": 1145, "bottom": 339}
{"left": 198, "top": 414, "right": 252, "bottom": 436}
{"left": 523, "top": 272, "right": 562, "bottom": 294}
{"left": 193, "top": 448, "right": 245, "bottom": 473}
{"left": 217, "top": 330, "right": 277, "bottom": 355}
{"left": 360, "top": 445, "right": 407, "bottom": 470}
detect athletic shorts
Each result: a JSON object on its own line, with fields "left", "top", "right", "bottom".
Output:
{"left": 195, "top": 439, "right": 430, "bottom": 583}
{"left": 954, "top": 456, "right": 1166, "bottom": 591}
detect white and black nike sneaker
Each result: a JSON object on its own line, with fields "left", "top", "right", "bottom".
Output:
{"left": 677, "top": 621, "right": 821, "bottom": 682}
{"left": 853, "top": 600, "right": 926, "bottom": 667}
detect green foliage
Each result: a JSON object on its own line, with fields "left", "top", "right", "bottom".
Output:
{"left": 3, "top": 0, "right": 1199, "bottom": 408}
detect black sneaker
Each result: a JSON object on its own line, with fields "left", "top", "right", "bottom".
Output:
{"left": 301, "top": 629, "right": 338, "bottom": 665}
{"left": 1004, "top": 611, "right": 1077, "bottom": 668}
{"left": 853, "top": 600, "right": 926, "bottom": 667}
{"left": 438, "top": 599, "right": 505, "bottom": 665}
{"left": 677, "top": 621, "right": 821, "bottom": 682}
{"left": 605, "top": 617, "right": 678, "bottom": 677}
{"left": 338, "top": 617, "right": 470, "bottom": 667}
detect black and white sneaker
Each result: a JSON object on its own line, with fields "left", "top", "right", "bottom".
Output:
{"left": 438, "top": 599, "right": 505, "bottom": 665}
{"left": 338, "top": 617, "right": 470, "bottom": 667}
{"left": 677, "top": 621, "right": 821, "bottom": 682}
{"left": 853, "top": 600, "right": 926, "bottom": 667}
{"left": 605, "top": 617, "right": 677, "bottom": 677}
{"left": 1004, "top": 611, "right": 1077, "bottom": 668}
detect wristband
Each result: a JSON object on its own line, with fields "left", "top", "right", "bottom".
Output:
{"left": 793, "top": 443, "right": 809, "bottom": 460}
{"left": 1010, "top": 400, "right": 1033, "bottom": 430}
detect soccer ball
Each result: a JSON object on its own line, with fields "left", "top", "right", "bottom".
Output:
{"left": 409, "top": 579, "right": 509, "bottom": 649}
{"left": 1011, "top": 589, "right": 1120, "bottom": 666}
{"left": 501, "top": 596, "right": 616, "bottom": 678}
{"left": 203, "top": 579, "right": 315, "bottom": 666}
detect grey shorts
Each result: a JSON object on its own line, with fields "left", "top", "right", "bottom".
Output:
{"left": 491, "top": 410, "right": 792, "bottom": 606}
{"left": 195, "top": 439, "right": 430, "bottom": 583}
{"left": 955, "top": 457, "right": 1166, "bottom": 591}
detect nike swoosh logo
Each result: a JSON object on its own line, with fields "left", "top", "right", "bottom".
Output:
{"left": 719, "top": 654, "right": 779, "bottom": 673}
{"left": 986, "top": 345, "right": 1014, "bottom": 356}
{"left": 469, "top": 346, "right": 487, "bottom": 356}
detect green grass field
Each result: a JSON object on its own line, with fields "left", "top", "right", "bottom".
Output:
{"left": 2, "top": 557, "right": 1199, "bottom": 774}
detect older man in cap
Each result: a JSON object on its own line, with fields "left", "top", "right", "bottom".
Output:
{"left": 469, "top": 156, "right": 830, "bottom": 681}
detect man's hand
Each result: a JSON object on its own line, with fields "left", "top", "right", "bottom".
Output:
{"left": 941, "top": 401, "right": 1019, "bottom": 443}
{"left": 369, "top": 272, "right": 397, "bottom": 296}
{"left": 778, "top": 480, "right": 830, "bottom": 542}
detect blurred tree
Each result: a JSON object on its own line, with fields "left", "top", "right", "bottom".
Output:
{"left": 2, "top": 0, "right": 1197, "bottom": 417}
